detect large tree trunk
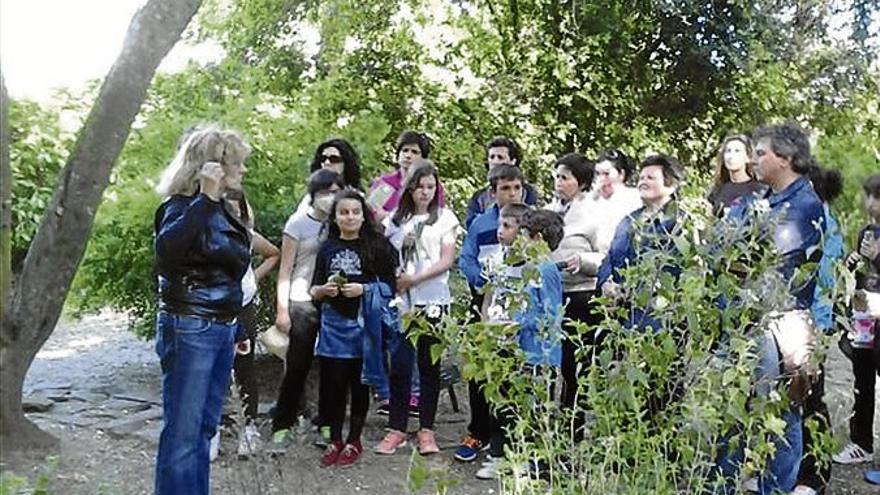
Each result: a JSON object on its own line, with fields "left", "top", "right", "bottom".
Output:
{"left": 1, "top": 75, "right": 10, "bottom": 325}
{"left": 0, "top": 0, "right": 203, "bottom": 452}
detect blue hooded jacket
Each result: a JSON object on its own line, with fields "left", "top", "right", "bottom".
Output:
{"left": 516, "top": 262, "right": 564, "bottom": 367}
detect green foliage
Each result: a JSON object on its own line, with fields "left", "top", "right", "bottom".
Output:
{"left": 0, "top": 456, "right": 57, "bottom": 495}
{"left": 8, "top": 100, "right": 72, "bottom": 270}
{"left": 406, "top": 197, "right": 835, "bottom": 492}
{"left": 11, "top": 0, "right": 871, "bottom": 340}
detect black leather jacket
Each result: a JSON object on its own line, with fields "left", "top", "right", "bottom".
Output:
{"left": 154, "top": 193, "right": 251, "bottom": 319}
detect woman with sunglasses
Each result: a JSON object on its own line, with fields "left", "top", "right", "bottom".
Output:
{"left": 293, "top": 139, "right": 363, "bottom": 217}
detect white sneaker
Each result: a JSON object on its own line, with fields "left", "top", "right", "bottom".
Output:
{"left": 475, "top": 458, "right": 499, "bottom": 480}
{"left": 210, "top": 431, "right": 220, "bottom": 462}
{"left": 832, "top": 442, "right": 872, "bottom": 464}
{"left": 790, "top": 485, "right": 817, "bottom": 495}
{"left": 237, "top": 424, "right": 261, "bottom": 459}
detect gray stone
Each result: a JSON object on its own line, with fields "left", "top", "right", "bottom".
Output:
{"left": 111, "top": 393, "right": 160, "bottom": 406}
{"left": 29, "top": 381, "right": 73, "bottom": 392}
{"left": 47, "top": 392, "right": 71, "bottom": 403}
{"left": 68, "top": 391, "right": 110, "bottom": 403}
{"left": 22, "top": 397, "right": 54, "bottom": 413}
{"left": 94, "top": 398, "right": 152, "bottom": 416}
{"left": 101, "top": 407, "right": 163, "bottom": 439}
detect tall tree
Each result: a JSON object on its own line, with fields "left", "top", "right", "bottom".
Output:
{"left": 0, "top": 0, "right": 204, "bottom": 450}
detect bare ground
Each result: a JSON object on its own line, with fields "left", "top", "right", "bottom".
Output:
{"left": 1, "top": 310, "right": 877, "bottom": 494}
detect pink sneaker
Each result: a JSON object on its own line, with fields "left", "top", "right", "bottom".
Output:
{"left": 374, "top": 430, "right": 407, "bottom": 455}
{"left": 417, "top": 429, "right": 440, "bottom": 455}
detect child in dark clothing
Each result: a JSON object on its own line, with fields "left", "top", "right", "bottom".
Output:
{"left": 833, "top": 174, "right": 880, "bottom": 467}
{"left": 310, "top": 189, "right": 397, "bottom": 467}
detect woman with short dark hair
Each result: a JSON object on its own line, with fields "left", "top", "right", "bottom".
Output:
{"left": 545, "top": 152, "right": 605, "bottom": 442}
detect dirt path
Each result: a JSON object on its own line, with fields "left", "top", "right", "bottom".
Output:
{"left": 1, "top": 311, "right": 878, "bottom": 494}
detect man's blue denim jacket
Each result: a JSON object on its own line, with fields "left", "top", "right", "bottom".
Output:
{"left": 728, "top": 176, "right": 825, "bottom": 311}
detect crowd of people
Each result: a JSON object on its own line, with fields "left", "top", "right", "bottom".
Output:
{"left": 151, "top": 123, "right": 880, "bottom": 495}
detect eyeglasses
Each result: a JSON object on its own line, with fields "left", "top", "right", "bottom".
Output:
{"left": 322, "top": 155, "right": 344, "bottom": 164}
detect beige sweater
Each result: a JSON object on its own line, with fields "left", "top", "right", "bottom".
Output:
{"left": 546, "top": 194, "right": 605, "bottom": 293}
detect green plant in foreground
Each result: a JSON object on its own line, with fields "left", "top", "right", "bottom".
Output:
{"left": 0, "top": 456, "right": 57, "bottom": 495}
{"left": 406, "top": 199, "right": 837, "bottom": 494}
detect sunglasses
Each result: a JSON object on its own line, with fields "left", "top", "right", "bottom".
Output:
{"left": 322, "top": 155, "right": 345, "bottom": 164}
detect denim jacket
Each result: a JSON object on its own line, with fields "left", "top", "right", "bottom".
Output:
{"left": 517, "top": 262, "right": 564, "bottom": 367}
{"left": 361, "top": 281, "right": 400, "bottom": 389}
{"left": 154, "top": 193, "right": 251, "bottom": 319}
{"left": 729, "top": 176, "right": 825, "bottom": 310}
{"left": 597, "top": 201, "right": 682, "bottom": 331}
{"left": 811, "top": 205, "right": 843, "bottom": 332}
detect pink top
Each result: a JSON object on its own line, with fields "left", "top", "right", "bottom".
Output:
{"left": 368, "top": 169, "right": 446, "bottom": 214}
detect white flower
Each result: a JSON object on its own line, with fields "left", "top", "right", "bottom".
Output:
{"left": 753, "top": 199, "right": 771, "bottom": 215}
{"left": 488, "top": 304, "right": 506, "bottom": 322}
{"left": 389, "top": 297, "right": 406, "bottom": 310}
{"left": 426, "top": 305, "right": 441, "bottom": 319}
{"left": 653, "top": 295, "right": 670, "bottom": 311}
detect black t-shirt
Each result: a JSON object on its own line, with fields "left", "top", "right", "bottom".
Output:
{"left": 312, "top": 236, "right": 397, "bottom": 319}
{"left": 708, "top": 180, "right": 765, "bottom": 216}
{"left": 855, "top": 224, "right": 880, "bottom": 293}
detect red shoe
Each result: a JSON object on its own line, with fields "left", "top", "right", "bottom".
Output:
{"left": 320, "top": 441, "right": 343, "bottom": 467}
{"left": 336, "top": 441, "right": 363, "bottom": 467}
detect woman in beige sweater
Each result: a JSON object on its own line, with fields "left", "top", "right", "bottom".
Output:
{"left": 545, "top": 152, "right": 605, "bottom": 442}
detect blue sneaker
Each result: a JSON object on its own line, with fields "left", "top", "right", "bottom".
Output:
{"left": 454, "top": 435, "right": 489, "bottom": 462}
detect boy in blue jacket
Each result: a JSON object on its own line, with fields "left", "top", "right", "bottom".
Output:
{"left": 455, "top": 164, "right": 528, "bottom": 463}
{"left": 475, "top": 207, "right": 565, "bottom": 480}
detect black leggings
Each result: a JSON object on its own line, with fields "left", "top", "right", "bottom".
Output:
{"left": 272, "top": 302, "right": 320, "bottom": 432}
{"left": 560, "top": 290, "right": 603, "bottom": 442}
{"left": 388, "top": 311, "right": 443, "bottom": 432}
{"left": 319, "top": 356, "right": 370, "bottom": 444}
{"left": 849, "top": 347, "right": 878, "bottom": 453}
{"left": 233, "top": 302, "right": 259, "bottom": 422}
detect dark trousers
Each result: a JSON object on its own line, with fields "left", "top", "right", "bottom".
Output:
{"left": 271, "top": 302, "right": 320, "bottom": 432}
{"left": 560, "top": 290, "right": 603, "bottom": 442}
{"left": 850, "top": 347, "right": 878, "bottom": 453}
{"left": 388, "top": 311, "right": 442, "bottom": 432}
{"left": 797, "top": 365, "right": 831, "bottom": 490}
{"left": 465, "top": 289, "right": 492, "bottom": 442}
{"left": 488, "top": 365, "right": 551, "bottom": 458}
{"left": 232, "top": 303, "right": 259, "bottom": 422}
{"left": 319, "top": 356, "right": 370, "bottom": 444}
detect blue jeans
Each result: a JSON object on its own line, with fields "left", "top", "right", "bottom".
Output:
{"left": 717, "top": 331, "right": 803, "bottom": 494}
{"left": 154, "top": 312, "right": 237, "bottom": 495}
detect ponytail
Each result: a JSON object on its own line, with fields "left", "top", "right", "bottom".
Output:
{"left": 806, "top": 159, "right": 842, "bottom": 203}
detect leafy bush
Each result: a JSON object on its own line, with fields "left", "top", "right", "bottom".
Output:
{"left": 8, "top": 100, "right": 72, "bottom": 270}
{"left": 406, "top": 198, "right": 833, "bottom": 493}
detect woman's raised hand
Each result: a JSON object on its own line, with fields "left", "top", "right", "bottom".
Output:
{"left": 198, "top": 161, "right": 225, "bottom": 200}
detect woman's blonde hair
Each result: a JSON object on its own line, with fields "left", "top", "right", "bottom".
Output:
{"left": 155, "top": 125, "right": 251, "bottom": 198}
